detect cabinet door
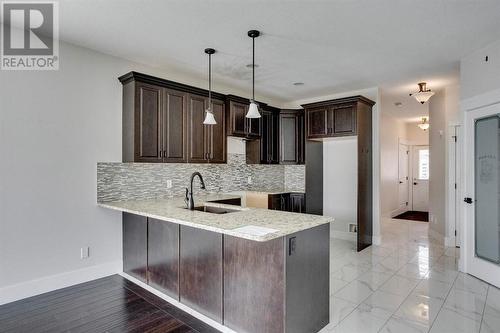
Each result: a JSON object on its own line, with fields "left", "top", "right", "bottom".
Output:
{"left": 228, "top": 101, "right": 248, "bottom": 137}
{"left": 123, "top": 213, "right": 147, "bottom": 283}
{"left": 268, "top": 194, "right": 282, "bottom": 210}
{"left": 306, "top": 107, "right": 328, "bottom": 138}
{"left": 180, "top": 226, "right": 223, "bottom": 323}
{"left": 187, "top": 94, "right": 208, "bottom": 163}
{"left": 162, "top": 89, "right": 187, "bottom": 162}
{"left": 207, "top": 99, "right": 226, "bottom": 163}
{"left": 135, "top": 83, "right": 162, "bottom": 162}
{"left": 289, "top": 193, "right": 305, "bottom": 213}
{"left": 260, "top": 110, "right": 272, "bottom": 163}
{"left": 247, "top": 117, "right": 261, "bottom": 138}
{"left": 281, "top": 193, "right": 291, "bottom": 211}
{"left": 148, "top": 219, "right": 179, "bottom": 299}
{"left": 280, "top": 113, "right": 299, "bottom": 164}
{"left": 332, "top": 105, "right": 357, "bottom": 136}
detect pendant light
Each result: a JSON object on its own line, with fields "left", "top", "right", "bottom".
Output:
{"left": 203, "top": 48, "right": 217, "bottom": 125}
{"left": 410, "top": 82, "right": 435, "bottom": 104}
{"left": 246, "top": 30, "right": 261, "bottom": 118}
{"left": 417, "top": 117, "right": 430, "bottom": 131}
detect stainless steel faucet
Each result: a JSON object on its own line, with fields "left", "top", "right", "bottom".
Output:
{"left": 185, "top": 172, "right": 206, "bottom": 210}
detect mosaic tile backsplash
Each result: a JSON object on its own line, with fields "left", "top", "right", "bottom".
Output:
{"left": 97, "top": 154, "right": 305, "bottom": 202}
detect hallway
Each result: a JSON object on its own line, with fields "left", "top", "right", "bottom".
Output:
{"left": 322, "top": 217, "right": 500, "bottom": 333}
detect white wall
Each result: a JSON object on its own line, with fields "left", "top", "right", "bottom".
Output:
{"left": 428, "top": 85, "right": 460, "bottom": 242}
{"left": 379, "top": 112, "right": 407, "bottom": 216}
{"left": 0, "top": 40, "right": 281, "bottom": 304}
{"left": 461, "top": 39, "right": 500, "bottom": 100}
{"left": 323, "top": 138, "right": 358, "bottom": 234}
{"left": 405, "top": 122, "right": 429, "bottom": 145}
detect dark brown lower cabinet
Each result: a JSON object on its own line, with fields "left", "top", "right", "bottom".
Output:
{"left": 268, "top": 192, "right": 305, "bottom": 212}
{"left": 289, "top": 193, "right": 306, "bottom": 213}
{"left": 123, "top": 212, "right": 148, "bottom": 283}
{"left": 122, "top": 213, "right": 329, "bottom": 333}
{"left": 179, "top": 226, "right": 223, "bottom": 323}
{"left": 147, "top": 218, "right": 179, "bottom": 299}
{"left": 224, "top": 223, "right": 330, "bottom": 333}
{"left": 223, "top": 236, "right": 285, "bottom": 333}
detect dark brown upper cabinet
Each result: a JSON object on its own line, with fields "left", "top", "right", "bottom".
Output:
{"left": 260, "top": 106, "right": 280, "bottom": 164}
{"left": 226, "top": 95, "right": 262, "bottom": 139}
{"left": 134, "top": 82, "right": 163, "bottom": 162}
{"left": 187, "top": 95, "right": 227, "bottom": 164}
{"left": 280, "top": 109, "right": 305, "bottom": 165}
{"left": 306, "top": 106, "right": 329, "bottom": 138}
{"left": 163, "top": 88, "right": 188, "bottom": 162}
{"left": 120, "top": 72, "right": 226, "bottom": 163}
{"left": 303, "top": 96, "right": 373, "bottom": 139}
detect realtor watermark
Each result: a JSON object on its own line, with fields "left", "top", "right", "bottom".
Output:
{"left": 1, "top": 1, "right": 59, "bottom": 70}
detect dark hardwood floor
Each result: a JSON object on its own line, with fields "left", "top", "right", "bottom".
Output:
{"left": 0, "top": 275, "right": 220, "bottom": 333}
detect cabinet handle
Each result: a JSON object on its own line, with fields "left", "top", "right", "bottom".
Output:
{"left": 159, "top": 150, "right": 163, "bottom": 158}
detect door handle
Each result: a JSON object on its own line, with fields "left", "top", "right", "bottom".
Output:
{"left": 413, "top": 182, "right": 418, "bottom": 185}
{"left": 464, "top": 197, "right": 473, "bottom": 204}
{"left": 399, "top": 181, "right": 403, "bottom": 184}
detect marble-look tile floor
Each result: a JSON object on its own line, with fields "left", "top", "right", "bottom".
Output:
{"left": 319, "top": 217, "right": 500, "bottom": 333}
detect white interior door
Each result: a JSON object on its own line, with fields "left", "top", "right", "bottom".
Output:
{"left": 464, "top": 105, "right": 500, "bottom": 287}
{"left": 398, "top": 143, "right": 409, "bottom": 212}
{"left": 412, "top": 146, "right": 429, "bottom": 211}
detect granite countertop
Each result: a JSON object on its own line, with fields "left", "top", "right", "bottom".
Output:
{"left": 98, "top": 193, "right": 333, "bottom": 242}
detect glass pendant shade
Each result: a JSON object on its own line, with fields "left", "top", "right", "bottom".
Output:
{"left": 410, "top": 82, "right": 435, "bottom": 104}
{"left": 247, "top": 101, "right": 261, "bottom": 118}
{"left": 418, "top": 117, "right": 429, "bottom": 130}
{"left": 203, "top": 110, "right": 217, "bottom": 125}
{"left": 413, "top": 91, "right": 435, "bottom": 104}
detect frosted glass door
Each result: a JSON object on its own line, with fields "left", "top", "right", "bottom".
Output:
{"left": 475, "top": 115, "right": 500, "bottom": 263}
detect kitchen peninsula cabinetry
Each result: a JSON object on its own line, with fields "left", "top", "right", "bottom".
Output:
{"left": 120, "top": 71, "right": 226, "bottom": 163}
{"left": 120, "top": 209, "right": 329, "bottom": 333}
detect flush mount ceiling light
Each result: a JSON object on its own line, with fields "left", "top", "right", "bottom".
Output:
{"left": 246, "top": 30, "right": 261, "bottom": 119}
{"left": 410, "top": 82, "right": 435, "bottom": 104}
{"left": 418, "top": 117, "right": 430, "bottom": 131}
{"left": 203, "top": 48, "right": 217, "bottom": 125}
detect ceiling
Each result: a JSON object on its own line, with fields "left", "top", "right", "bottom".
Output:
{"left": 47, "top": 1, "right": 500, "bottom": 103}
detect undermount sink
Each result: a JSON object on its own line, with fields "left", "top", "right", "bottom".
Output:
{"left": 188, "top": 205, "right": 240, "bottom": 214}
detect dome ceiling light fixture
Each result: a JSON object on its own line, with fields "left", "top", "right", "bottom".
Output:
{"left": 203, "top": 48, "right": 217, "bottom": 125}
{"left": 410, "top": 82, "right": 435, "bottom": 104}
{"left": 418, "top": 117, "right": 430, "bottom": 131}
{"left": 246, "top": 30, "right": 261, "bottom": 119}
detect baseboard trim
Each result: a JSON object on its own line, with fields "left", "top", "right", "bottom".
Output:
{"left": 0, "top": 260, "right": 122, "bottom": 305}
{"left": 120, "top": 273, "right": 236, "bottom": 333}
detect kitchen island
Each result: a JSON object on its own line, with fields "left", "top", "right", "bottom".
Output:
{"left": 99, "top": 194, "right": 332, "bottom": 333}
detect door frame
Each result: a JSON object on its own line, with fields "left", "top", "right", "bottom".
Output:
{"left": 396, "top": 140, "right": 410, "bottom": 216}
{"left": 460, "top": 87, "right": 500, "bottom": 287}
{"left": 447, "top": 124, "right": 462, "bottom": 247}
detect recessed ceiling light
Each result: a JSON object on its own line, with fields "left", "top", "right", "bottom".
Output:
{"left": 394, "top": 102, "right": 403, "bottom": 107}
{"left": 293, "top": 82, "right": 304, "bottom": 86}
{"left": 246, "top": 64, "right": 259, "bottom": 68}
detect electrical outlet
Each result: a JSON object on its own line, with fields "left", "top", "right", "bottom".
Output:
{"left": 80, "top": 247, "right": 90, "bottom": 259}
{"left": 247, "top": 176, "right": 252, "bottom": 184}
{"left": 166, "top": 180, "right": 172, "bottom": 189}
